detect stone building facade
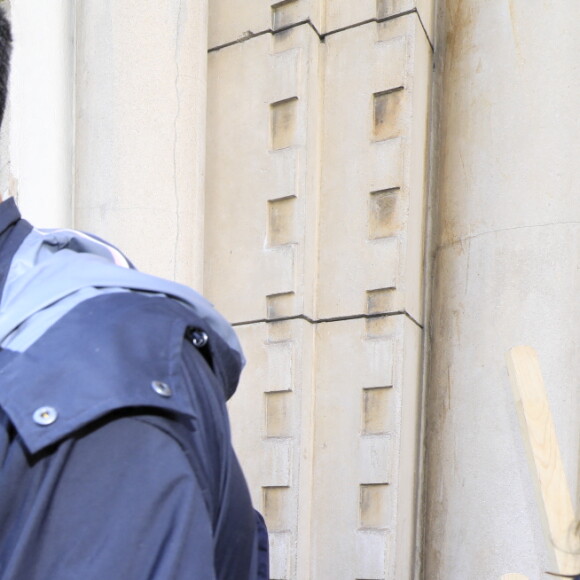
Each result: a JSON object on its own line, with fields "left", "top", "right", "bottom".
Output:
{"left": 3, "top": 1, "right": 579, "bottom": 579}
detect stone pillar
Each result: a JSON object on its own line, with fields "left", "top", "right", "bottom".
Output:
{"left": 425, "top": 2, "right": 580, "bottom": 578}
{"left": 74, "top": 0, "right": 208, "bottom": 287}
{"left": 9, "top": 0, "right": 75, "bottom": 227}
{"left": 206, "top": 1, "right": 434, "bottom": 577}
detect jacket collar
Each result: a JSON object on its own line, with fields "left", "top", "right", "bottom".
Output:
{"left": 0, "top": 198, "right": 33, "bottom": 302}
{"left": 0, "top": 226, "right": 246, "bottom": 389}
{"left": 0, "top": 197, "right": 21, "bottom": 235}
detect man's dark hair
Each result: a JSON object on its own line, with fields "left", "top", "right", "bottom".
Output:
{"left": 0, "top": 6, "right": 11, "bottom": 127}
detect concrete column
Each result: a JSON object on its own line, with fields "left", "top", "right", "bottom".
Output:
{"left": 207, "top": 1, "right": 434, "bottom": 577}
{"left": 74, "top": 0, "right": 208, "bottom": 287}
{"left": 425, "top": 2, "right": 580, "bottom": 578}
{"left": 8, "top": 0, "right": 75, "bottom": 227}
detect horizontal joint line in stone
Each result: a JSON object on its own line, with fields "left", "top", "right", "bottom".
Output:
{"left": 231, "top": 310, "right": 423, "bottom": 329}
{"left": 324, "top": 9, "right": 417, "bottom": 40}
{"left": 208, "top": 20, "right": 320, "bottom": 53}
{"left": 207, "top": 8, "right": 430, "bottom": 54}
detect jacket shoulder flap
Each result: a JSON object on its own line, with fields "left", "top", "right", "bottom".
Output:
{"left": 0, "top": 292, "right": 200, "bottom": 454}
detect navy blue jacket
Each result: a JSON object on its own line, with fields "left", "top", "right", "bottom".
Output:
{"left": 0, "top": 199, "right": 268, "bottom": 579}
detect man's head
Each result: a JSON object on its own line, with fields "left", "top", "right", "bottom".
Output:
{"left": 0, "top": 6, "right": 11, "bottom": 129}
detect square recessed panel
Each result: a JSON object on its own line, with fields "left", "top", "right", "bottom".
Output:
{"left": 272, "top": 0, "right": 301, "bottom": 30}
{"left": 373, "top": 88, "right": 405, "bottom": 141}
{"left": 267, "top": 291, "right": 296, "bottom": 319}
{"left": 360, "top": 483, "right": 391, "bottom": 528}
{"left": 268, "top": 196, "right": 296, "bottom": 245}
{"left": 271, "top": 97, "right": 298, "bottom": 150}
{"left": 366, "top": 288, "right": 396, "bottom": 315}
{"left": 266, "top": 391, "right": 293, "bottom": 437}
{"left": 363, "top": 386, "right": 393, "bottom": 434}
{"left": 369, "top": 188, "right": 401, "bottom": 239}
{"left": 263, "top": 486, "right": 290, "bottom": 531}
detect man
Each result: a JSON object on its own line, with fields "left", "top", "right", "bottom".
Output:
{"left": 0, "top": 8, "right": 268, "bottom": 579}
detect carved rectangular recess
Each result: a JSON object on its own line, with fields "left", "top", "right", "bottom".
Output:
{"left": 272, "top": 0, "right": 300, "bottom": 30}
{"left": 366, "top": 287, "right": 396, "bottom": 315}
{"left": 369, "top": 188, "right": 400, "bottom": 239}
{"left": 363, "top": 386, "right": 393, "bottom": 434}
{"left": 263, "top": 486, "right": 291, "bottom": 532}
{"left": 373, "top": 87, "right": 404, "bottom": 142}
{"left": 266, "top": 391, "right": 293, "bottom": 437}
{"left": 267, "top": 292, "right": 295, "bottom": 319}
{"left": 268, "top": 196, "right": 296, "bottom": 246}
{"left": 271, "top": 97, "right": 298, "bottom": 150}
{"left": 360, "top": 483, "right": 390, "bottom": 529}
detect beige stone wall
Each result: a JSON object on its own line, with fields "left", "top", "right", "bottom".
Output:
{"left": 206, "top": 3, "right": 433, "bottom": 578}
{"left": 74, "top": 0, "right": 208, "bottom": 289}
{"left": 424, "top": 2, "right": 580, "bottom": 578}
{"left": 5, "top": 1, "right": 433, "bottom": 578}
{"left": 7, "top": 2, "right": 580, "bottom": 579}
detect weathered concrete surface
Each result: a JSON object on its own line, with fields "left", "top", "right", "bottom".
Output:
{"left": 318, "top": 15, "right": 432, "bottom": 324}
{"left": 228, "top": 318, "right": 316, "bottom": 579}
{"left": 228, "top": 314, "right": 423, "bottom": 578}
{"left": 206, "top": 15, "right": 431, "bottom": 327}
{"left": 208, "top": 7, "right": 433, "bottom": 578}
{"left": 309, "top": 315, "right": 423, "bottom": 580}
{"left": 205, "top": 25, "right": 322, "bottom": 324}
{"left": 74, "top": 0, "right": 208, "bottom": 287}
{"left": 425, "top": 2, "right": 580, "bottom": 578}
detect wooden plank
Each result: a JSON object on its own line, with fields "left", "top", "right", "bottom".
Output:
{"left": 506, "top": 346, "right": 580, "bottom": 576}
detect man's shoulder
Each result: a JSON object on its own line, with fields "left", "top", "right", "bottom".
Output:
{"left": 0, "top": 292, "right": 210, "bottom": 455}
